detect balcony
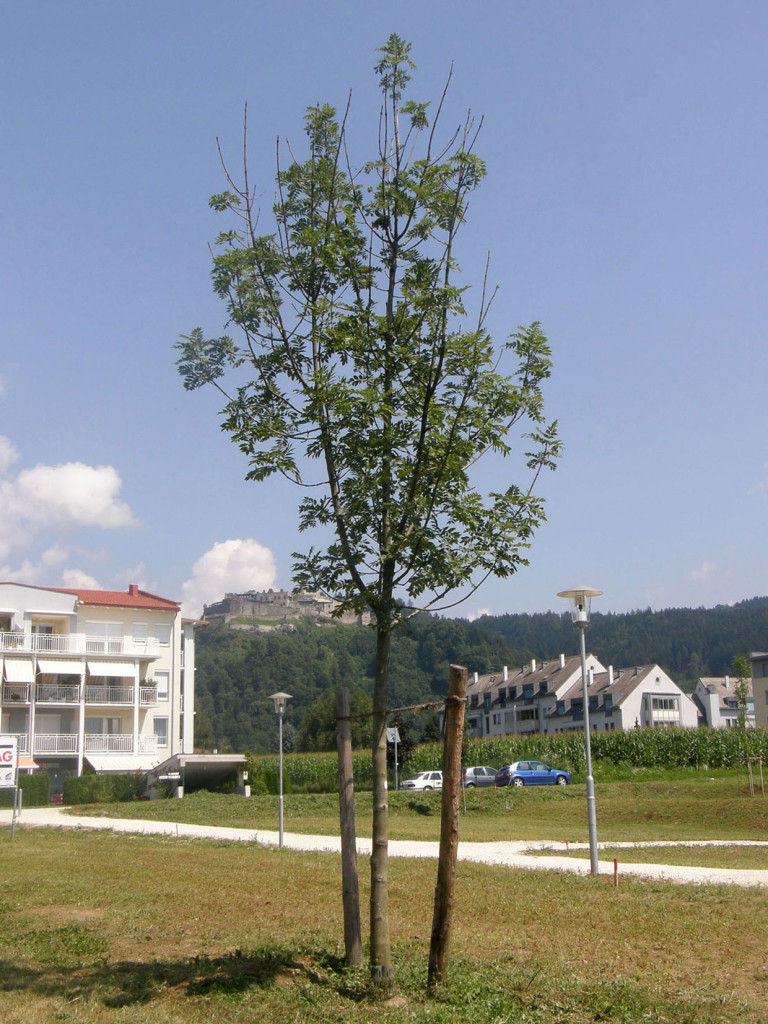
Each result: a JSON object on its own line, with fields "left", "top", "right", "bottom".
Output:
{"left": 32, "top": 734, "right": 158, "bottom": 755}
{"left": 2, "top": 682, "right": 30, "bottom": 704}
{"left": 0, "top": 631, "right": 164, "bottom": 657}
{"left": 36, "top": 683, "right": 80, "bottom": 704}
{"left": 85, "top": 685, "right": 158, "bottom": 706}
{"left": 2, "top": 682, "right": 159, "bottom": 707}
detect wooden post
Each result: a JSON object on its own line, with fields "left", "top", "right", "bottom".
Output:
{"left": 336, "top": 687, "right": 363, "bottom": 967}
{"left": 427, "top": 664, "right": 467, "bottom": 992}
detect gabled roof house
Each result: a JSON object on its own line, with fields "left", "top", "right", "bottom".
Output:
{"left": 466, "top": 653, "right": 605, "bottom": 738}
{"left": 466, "top": 657, "right": 698, "bottom": 738}
{"left": 692, "top": 675, "right": 754, "bottom": 729}
{"left": 550, "top": 664, "right": 698, "bottom": 732}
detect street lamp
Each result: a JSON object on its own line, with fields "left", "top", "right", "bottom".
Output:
{"left": 557, "top": 585, "right": 602, "bottom": 876}
{"left": 268, "top": 691, "right": 292, "bottom": 849}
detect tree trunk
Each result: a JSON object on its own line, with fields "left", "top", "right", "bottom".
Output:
{"left": 427, "top": 663, "right": 467, "bottom": 991}
{"left": 370, "top": 614, "right": 393, "bottom": 988}
{"left": 336, "top": 687, "right": 363, "bottom": 967}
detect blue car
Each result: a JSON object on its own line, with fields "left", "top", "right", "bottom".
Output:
{"left": 494, "top": 760, "right": 571, "bottom": 788}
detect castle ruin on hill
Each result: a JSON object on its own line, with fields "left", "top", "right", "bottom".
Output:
{"left": 203, "top": 589, "right": 371, "bottom": 627}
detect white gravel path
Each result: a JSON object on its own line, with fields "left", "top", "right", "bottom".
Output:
{"left": 3, "top": 806, "right": 768, "bottom": 888}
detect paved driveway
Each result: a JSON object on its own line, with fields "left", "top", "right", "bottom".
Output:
{"left": 3, "top": 806, "right": 768, "bottom": 888}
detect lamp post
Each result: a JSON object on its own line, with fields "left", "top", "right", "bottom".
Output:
{"left": 268, "top": 691, "right": 292, "bottom": 849}
{"left": 557, "top": 586, "right": 602, "bottom": 876}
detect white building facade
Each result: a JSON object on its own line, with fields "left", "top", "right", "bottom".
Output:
{"left": 693, "top": 676, "right": 754, "bottom": 729}
{"left": 466, "top": 657, "right": 698, "bottom": 738}
{"left": 0, "top": 582, "right": 195, "bottom": 791}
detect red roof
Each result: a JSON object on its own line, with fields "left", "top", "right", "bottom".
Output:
{"left": 43, "top": 585, "right": 180, "bottom": 611}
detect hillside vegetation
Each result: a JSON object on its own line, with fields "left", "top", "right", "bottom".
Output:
{"left": 193, "top": 597, "right": 768, "bottom": 753}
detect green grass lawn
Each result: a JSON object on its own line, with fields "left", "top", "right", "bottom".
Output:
{"left": 70, "top": 768, "right": 768, "bottom": 844}
{"left": 1, "top": 825, "right": 768, "bottom": 1023}
{"left": 531, "top": 843, "right": 768, "bottom": 869}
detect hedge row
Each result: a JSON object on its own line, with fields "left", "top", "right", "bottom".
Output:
{"left": 0, "top": 772, "right": 50, "bottom": 808}
{"left": 63, "top": 772, "right": 146, "bottom": 805}
{"left": 245, "top": 727, "right": 768, "bottom": 792}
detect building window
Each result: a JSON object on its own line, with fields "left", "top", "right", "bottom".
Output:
{"left": 517, "top": 708, "right": 537, "bottom": 722}
{"left": 154, "top": 717, "right": 169, "bottom": 748}
{"left": 155, "top": 624, "right": 171, "bottom": 647}
{"left": 648, "top": 695, "right": 680, "bottom": 726}
{"left": 85, "top": 621, "right": 122, "bottom": 654}
{"left": 154, "top": 671, "right": 169, "bottom": 701}
{"left": 85, "top": 716, "right": 121, "bottom": 735}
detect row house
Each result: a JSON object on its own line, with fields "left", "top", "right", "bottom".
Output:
{"left": 0, "top": 582, "right": 196, "bottom": 791}
{"left": 692, "top": 675, "right": 755, "bottom": 729}
{"left": 549, "top": 664, "right": 698, "bottom": 732}
{"left": 466, "top": 654, "right": 606, "bottom": 738}
{"left": 466, "top": 656, "right": 697, "bottom": 738}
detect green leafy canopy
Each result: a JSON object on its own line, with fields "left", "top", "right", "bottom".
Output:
{"left": 176, "top": 34, "right": 561, "bottom": 625}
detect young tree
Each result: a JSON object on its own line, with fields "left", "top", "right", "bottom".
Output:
{"left": 177, "top": 34, "right": 560, "bottom": 986}
{"left": 733, "top": 655, "right": 752, "bottom": 758}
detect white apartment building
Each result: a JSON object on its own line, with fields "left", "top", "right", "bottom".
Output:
{"left": 0, "top": 582, "right": 195, "bottom": 791}
{"left": 466, "top": 656, "right": 698, "bottom": 737}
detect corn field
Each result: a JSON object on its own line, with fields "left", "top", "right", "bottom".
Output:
{"left": 245, "top": 727, "right": 768, "bottom": 792}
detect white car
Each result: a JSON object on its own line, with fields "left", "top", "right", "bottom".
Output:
{"left": 400, "top": 770, "right": 443, "bottom": 791}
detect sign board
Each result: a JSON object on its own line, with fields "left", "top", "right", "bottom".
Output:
{"left": 386, "top": 727, "right": 401, "bottom": 744}
{"left": 0, "top": 735, "right": 18, "bottom": 789}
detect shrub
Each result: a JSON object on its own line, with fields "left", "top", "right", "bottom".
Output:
{"left": 63, "top": 772, "right": 146, "bottom": 805}
{"left": 0, "top": 772, "right": 50, "bottom": 808}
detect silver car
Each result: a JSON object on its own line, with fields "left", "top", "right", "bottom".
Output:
{"left": 462, "top": 765, "right": 497, "bottom": 788}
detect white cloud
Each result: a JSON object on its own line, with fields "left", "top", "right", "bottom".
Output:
{"left": 690, "top": 560, "right": 715, "bottom": 583}
{"left": 4, "top": 462, "right": 136, "bottom": 528}
{"left": 0, "top": 438, "right": 138, "bottom": 588}
{"left": 60, "top": 567, "right": 103, "bottom": 589}
{"left": 0, "top": 436, "right": 19, "bottom": 475}
{"left": 181, "top": 538, "right": 277, "bottom": 618}
{"left": 467, "top": 607, "right": 492, "bottom": 622}
{"left": 0, "top": 446, "right": 136, "bottom": 551}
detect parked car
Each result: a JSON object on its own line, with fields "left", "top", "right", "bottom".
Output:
{"left": 494, "top": 761, "right": 571, "bottom": 787}
{"left": 462, "top": 766, "right": 497, "bottom": 788}
{"left": 400, "top": 770, "right": 443, "bottom": 791}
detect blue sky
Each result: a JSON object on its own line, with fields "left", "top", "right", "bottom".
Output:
{"left": 2, "top": 1, "right": 767, "bottom": 619}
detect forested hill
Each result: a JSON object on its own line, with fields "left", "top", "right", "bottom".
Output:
{"left": 193, "top": 614, "right": 529, "bottom": 754}
{"left": 476, "top": 596, "right": 768, "bottom": 687}
{"left": 193, "top": 597, "right": 768, "bottom": 754}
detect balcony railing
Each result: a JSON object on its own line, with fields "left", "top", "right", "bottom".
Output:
{"left": 33, "top": 733, "right": 79, "bottom": 754}
{"left": 0, "top": 631, "right": 165, "bottom": 656}
{"left": 2, "top": 682, "right": 159, "bottom": 706}
{"left": 36, "top": 684, "right": 80, "bottom": 704}
{"left": 85, "top": 685, "right": 133, "bottom": 705}
{"left": 32, "top": 734, "right": 158, "bottom": 755}
{"left": 2, "top": 682, "right": 30, "bottom": 703}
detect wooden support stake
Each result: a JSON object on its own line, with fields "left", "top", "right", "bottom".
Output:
{"left": 427, "top": 664, "right": 467, "bottom": 992}
{"left": 336, "top": 687, "right": 363, "bottom": 967}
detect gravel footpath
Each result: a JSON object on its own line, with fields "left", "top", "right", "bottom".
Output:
{"left": 3, "top": 806, "right": 768, "bottom": 888}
